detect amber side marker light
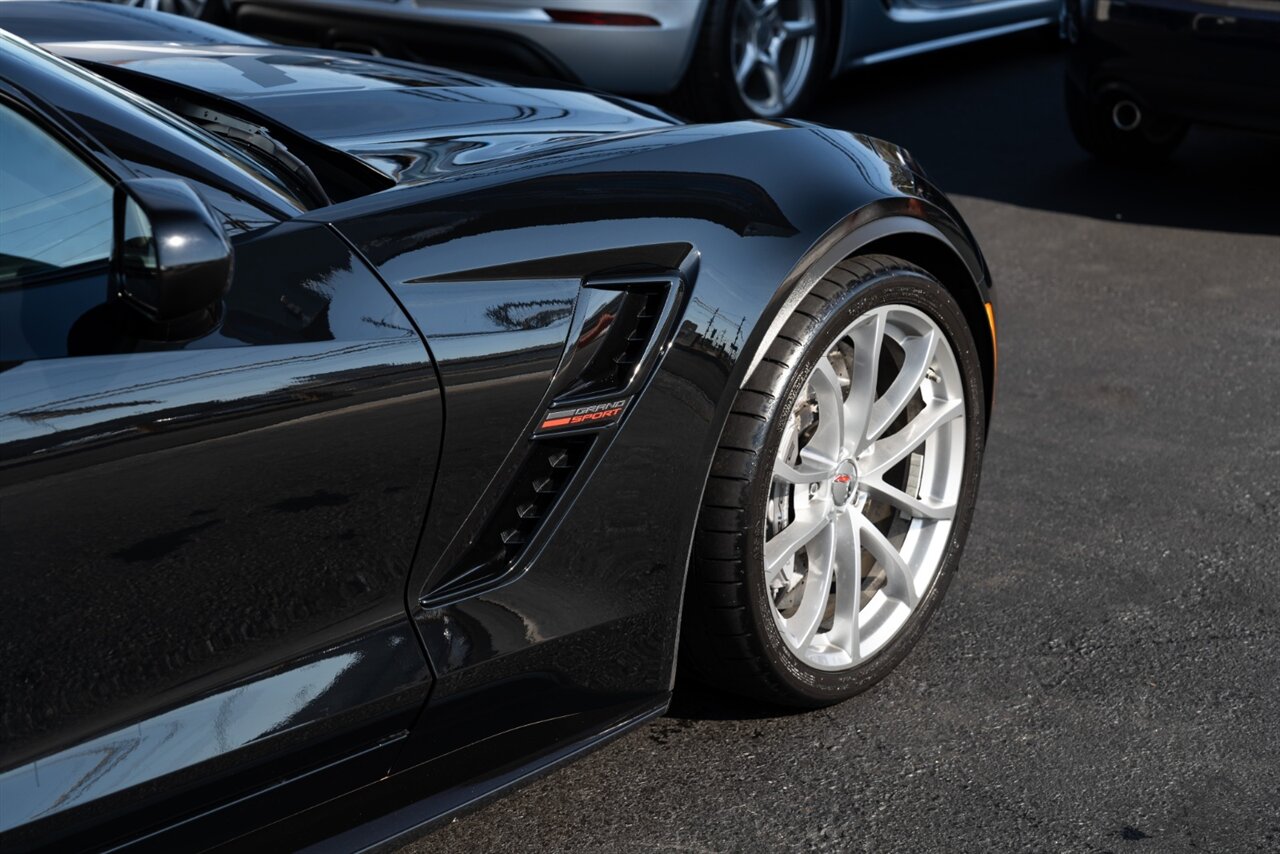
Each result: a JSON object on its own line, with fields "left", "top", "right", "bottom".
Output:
{"left": 545, "top": 10, "right": 661, "bottom": 26}
{"left": 984, "top": 300, "right": 998, "bottom": 399}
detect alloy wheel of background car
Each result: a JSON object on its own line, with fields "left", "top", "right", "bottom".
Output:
{"left": 677, "top": 0, "right": 831, "bottom": 120}
{"left": 682, "top": 255, "right": 986, "bottom": 707}
{"left": 730, "top": 0, "right": 819, "bottom": 117}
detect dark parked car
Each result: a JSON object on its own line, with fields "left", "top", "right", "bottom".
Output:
{"left": 1063, "top": 0, "right": 1280, "bottom": 160}
{"left": 0, "top": 4, "right": 996, "bottom": 849}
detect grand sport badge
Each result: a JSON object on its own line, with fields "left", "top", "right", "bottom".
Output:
{"left": 535, "top": 398, "right": 630, "bottom": 435}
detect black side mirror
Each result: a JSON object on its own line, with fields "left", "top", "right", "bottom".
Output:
{"left": 112, "top": 178, "right": 232, "bottom": 336}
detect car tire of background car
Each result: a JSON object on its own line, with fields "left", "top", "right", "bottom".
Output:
{"left": 1065, "top": 77, "right": 1187, "bottom": 162}
{"left": 681, "top": 255, "right": 986, "bottom": 708}
{"left": 675, "top": 0, "right": 833, "bottom": 120}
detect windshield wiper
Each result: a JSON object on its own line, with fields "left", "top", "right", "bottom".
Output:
{"left": 174, "top": 104, "right": 331, "bottom": 209}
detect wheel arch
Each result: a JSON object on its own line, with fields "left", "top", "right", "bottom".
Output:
{"left": 825, "top": 0, "right": 846, "bottom": 78}
{"left": 672, "top": 208, "right": 993, "bottom": 695}
{"left": 737, "top": 211, "right": 995, "bottom": 430}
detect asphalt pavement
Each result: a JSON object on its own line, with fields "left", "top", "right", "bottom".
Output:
{"left": 404, "top": 33, "right": 1280, "bottom": 853}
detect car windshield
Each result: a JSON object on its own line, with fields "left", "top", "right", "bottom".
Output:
{"left": 0, "top": 31, "right": 307, "bottom": 211}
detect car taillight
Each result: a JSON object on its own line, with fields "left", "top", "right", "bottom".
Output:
{"left": 544, "top": 9, "right": 660, "bottom": 26}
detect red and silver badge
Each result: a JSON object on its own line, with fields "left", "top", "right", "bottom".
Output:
{"left": 535, "top": 397, "right": 630, "bottom": 435}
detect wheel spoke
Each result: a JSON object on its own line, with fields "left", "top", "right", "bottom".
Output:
{"left": 783, "top": 522, "right": 836, "bottom": 649}
{"left": 764, "top": 506, "right": 831, "bottom": 584}
{"left": 759, "top": 59, "right": 783, "bottom": 109}
{"left": 867, "top": 329, "right": 938, "bottom": 442}
{"left": 826, "top": 510, "right": 862, "bottom": 662}
{"left": 735, "top": 44, "right": 758, "bottom": 87}
{"left": 844, "top": 311, "right": 886, "bottom": 455}
{"left": 783, "top": 18, "right": 816, "bottom": 38}
{"left": 862, "top": 397, "right": 962, "bottom": 479}
{"left": 774, "top": 456, "right": 837, "bottom": 484}
{"left": 861, "top": 475, "right": 956, "bottom": 520}
{"left": 860, "top": 515, "right": 918, "bottom": 609}
{"left": 806, "top": 356, "right": 845, "bottom": 460}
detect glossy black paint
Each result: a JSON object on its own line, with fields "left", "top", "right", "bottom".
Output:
{"left": 0, "top": 212, "right": 442, "bottom": 845}
{"left": 113, "top": 177, "right": 234, "bottom": 327}
{"left": 1066, "top": 0, "right": 1280, "bottom": 133}
{"left": 0, "top": 14, "right": 993, "bottom": 851}
{"left": 310, "top": 120, "right": 992, "bottom": 804}
{"left": 42, "top": 38, "right": 677, "bottom": 186}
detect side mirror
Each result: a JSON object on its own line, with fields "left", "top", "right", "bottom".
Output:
{"left": 112, "top": 178, "right": 232, "bottom": 335}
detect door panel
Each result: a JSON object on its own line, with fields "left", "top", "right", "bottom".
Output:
{"left": 845, "top": 0, "right": 1059, "bottom": 67}
{"left": 0, "top": 221, "right": 441, "bottom": 844}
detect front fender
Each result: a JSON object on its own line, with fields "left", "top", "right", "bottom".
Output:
{"left": 316, "top": 121, "right": 992, "bottom": 768}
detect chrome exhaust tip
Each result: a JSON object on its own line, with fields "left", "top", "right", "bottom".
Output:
{"left": 1111, "top": 99, "right": 1142, "bottom": 132}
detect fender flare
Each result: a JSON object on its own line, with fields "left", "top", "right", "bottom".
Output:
{"left": 738, "top": 208, "right": 991, "bottom": 390}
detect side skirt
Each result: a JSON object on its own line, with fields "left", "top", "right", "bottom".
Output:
{"left": 227, "top": 698, "right": 670, "bottom": 853}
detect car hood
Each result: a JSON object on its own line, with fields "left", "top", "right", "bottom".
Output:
{"left": 39, "top": 41, "right": 679, "bottom": 184}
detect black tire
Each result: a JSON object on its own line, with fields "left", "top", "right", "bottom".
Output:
{"left": 675, "top": 0, "right": 833, "bottom": 121}
{"left": 680, "top": 255, "right": 987, "bottom": 707}
{"left": 154, "top": 0, "right": 229, "bottom": 24}
{"left": 1064, "top": 75, "right": 1187, "bottom": 162}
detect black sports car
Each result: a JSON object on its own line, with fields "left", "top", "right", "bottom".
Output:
{"left": 0, "top": 4, "right": 995, "bottom": 850}
{"left": 1062, "top": 0, "right": 1280, "bottom": 160}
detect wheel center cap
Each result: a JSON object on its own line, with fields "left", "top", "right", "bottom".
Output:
{"left": 831, "top": 461, "right": 858, "bottom": 508}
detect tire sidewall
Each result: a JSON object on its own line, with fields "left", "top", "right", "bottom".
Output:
{"left": 744, "top": 269, "right": 986, "bottom": 704}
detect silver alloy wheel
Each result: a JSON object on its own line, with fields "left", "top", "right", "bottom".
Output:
{"left": 730, "top": 0, "right": 818, "bottom": 117}
{"left": 764, "top": 305, "right": 966, "bottom": 671}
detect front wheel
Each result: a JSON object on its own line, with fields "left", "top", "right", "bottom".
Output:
{"left": 676, "top": 0, "right": 830, "bottom": 120}
{"left": 682, "top": 256, "right": 987, "bottom": 707}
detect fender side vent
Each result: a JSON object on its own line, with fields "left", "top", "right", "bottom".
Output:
{"left": 548, "top": 279, "right": 676, "bottom": 405}
{"left": 423, "top": 437, "right": 590, "bottom": 605}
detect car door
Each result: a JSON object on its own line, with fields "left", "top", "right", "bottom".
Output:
{"left": 0, "top": 92, "right": 441, "bottom": 850}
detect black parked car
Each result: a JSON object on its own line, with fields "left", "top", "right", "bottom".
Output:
{"left": 0, "top": 4, "right": 996, "bottom": 850}
{"left": 1063, "top": 0, "right": 1280, "bottom": 160}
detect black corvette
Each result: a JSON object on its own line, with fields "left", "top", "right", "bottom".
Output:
{"left": 0, "top": 4, "right": 996, "bottom": 850}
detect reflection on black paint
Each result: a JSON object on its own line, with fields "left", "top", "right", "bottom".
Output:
{"left": 484, "top": 298, "right": 574, "bottom": 332}
{"left": 0, "top": 221, "right": 441, "bottom": 835}
{"left": 392, "top": 279, "right": 578, "bottom": 597}
{"left": 111, "top": 518, "right": 222, "bottom": 563}
{"left": 0, "top": 222, "right": 419, "bottom": 366}
{"left": 359, "top": 172, "right": 797, "bottom": 270}
{"left": 0, "top": 622, "right": 428, "bottom": 835}
{"left": 0, "top": 340, "right": 436, "bottom": 758}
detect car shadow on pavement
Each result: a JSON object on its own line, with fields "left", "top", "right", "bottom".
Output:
{"left": 666, "top": 680, "right": 808, "bottom": 722}
{"left": 808, "top": 32, "right": 1280, "bottom": 236}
